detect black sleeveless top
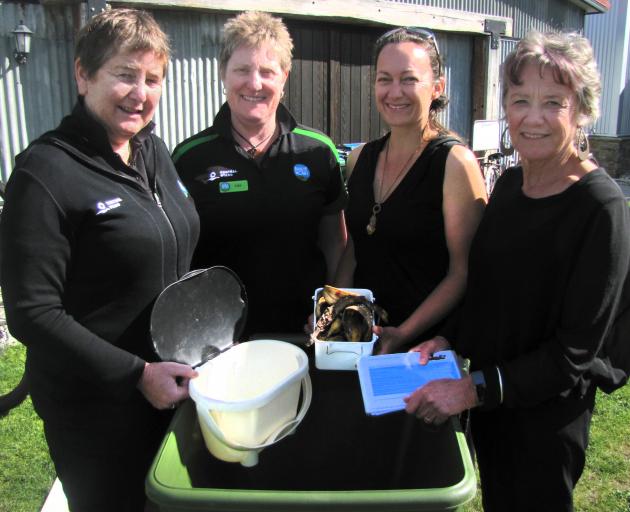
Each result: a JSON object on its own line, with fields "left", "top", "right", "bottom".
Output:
{"left": 346, "top": 134, "right": 460, "bottom": 340}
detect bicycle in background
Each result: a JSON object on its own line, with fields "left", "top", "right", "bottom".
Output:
{"left": 480, "top": 151, "right": 506, "bottom": 197}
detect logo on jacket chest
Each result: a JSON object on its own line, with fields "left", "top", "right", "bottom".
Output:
{"left": 196, "top": 166, "right": 239, "bottom": 184}
{"left": 293, "top": 164, "right": 311, "bottom": 182}
{"left": 95, "top": 197, "right": 123, "bottom": 215}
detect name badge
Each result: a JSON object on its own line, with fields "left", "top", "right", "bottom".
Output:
{"left": 219, "top": 180, "right": 249, "bottom": 193}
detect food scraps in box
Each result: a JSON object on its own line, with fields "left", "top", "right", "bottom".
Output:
{"left": 310, "top": 285, "right": 388, "bottom": 344}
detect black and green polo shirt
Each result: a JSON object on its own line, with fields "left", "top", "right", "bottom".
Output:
{"left": 173, "top": 102, "right": 347, "bottom": 335}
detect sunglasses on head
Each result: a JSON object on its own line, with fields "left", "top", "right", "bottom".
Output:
{"left": 377, "top": 27, "right": 441, "bottom": 74}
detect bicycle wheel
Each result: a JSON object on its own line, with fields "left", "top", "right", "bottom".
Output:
{"left": 482, "top": 164, "right": 496, "bottom": 196}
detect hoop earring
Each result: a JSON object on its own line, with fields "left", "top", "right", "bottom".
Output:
{"left": 500, "top": 126, "right": 514, "bottom": 156}
{"left": 576, "top": 127, "right": 591, "bottom": 161}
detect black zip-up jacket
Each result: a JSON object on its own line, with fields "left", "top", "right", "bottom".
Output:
{"left": 1, "top": 101, "right": 199, "bottom": 425}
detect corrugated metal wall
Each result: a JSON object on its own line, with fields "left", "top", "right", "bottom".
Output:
{"left": 0, "top": 6, "right": 230, "bottom": 179}
{"left": 585, "top": 1, "right": 630, "bottom": 136}
{"left": 0, "top": 3, "right": 76, "bottom": 182}
{"left": 498, "top": 37, "right": 519, "bottom": 167}
{"left": 151, "top": 10, "right": 229, "bottom": 149}
{"left": 440, "top": 32, "right": 473, "bottom": 142}
{"left": 624, "top": 31, "right": 630, "bottom": 136}
{"left": 0, "top": 0, "right": 590, "bottom": 180}
{"left": 389, "top": 0, "right": 584, "bottom": 36}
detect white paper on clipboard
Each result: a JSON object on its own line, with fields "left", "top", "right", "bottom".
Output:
{"left": 357, "top": 350, "right": 462, "bottom": 415}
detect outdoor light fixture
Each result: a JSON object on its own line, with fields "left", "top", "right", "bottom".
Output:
{"left": 12, "top": 21, "right": 33, "bottom": 65}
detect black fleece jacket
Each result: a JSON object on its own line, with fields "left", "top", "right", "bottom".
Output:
{"left": 1, "top": 101, "right": 199, "bottom": 425}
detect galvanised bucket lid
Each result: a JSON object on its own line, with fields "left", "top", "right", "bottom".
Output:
{"left": 151, "top": 266, "right": 248, "bottom": 367}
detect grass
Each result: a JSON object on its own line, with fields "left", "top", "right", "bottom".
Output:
{"left": 1, "top": 342, "right": 629, "bottom": 512}
{"left": 461, "top": 384, "right": 630, "bottom": 512}
{"left": 574, "top": 388, "right": 630, "bottom": 512}
{"left": 0, "top": 343, "right": 55, "bottom": 512}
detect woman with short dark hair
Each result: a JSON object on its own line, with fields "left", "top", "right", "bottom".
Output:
{"left": 1, "top": 9, "right": 199, "bottom": 511}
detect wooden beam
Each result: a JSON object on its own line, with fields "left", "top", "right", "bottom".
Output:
{"left": 116, "top": 0, "right": 513, "bottom": 36}
{"left": 471, "top": 36, "right": 488, "bottom": 124}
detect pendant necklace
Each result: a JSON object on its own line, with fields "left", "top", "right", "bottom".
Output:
{"left": 366, "top": 137, "right": 422, "bottom": 235}
{"left": 232, "top": 125, "right": 275, "bottom": 157}
{"left": 126, "top": 141, "right": 134, "bottom": 166}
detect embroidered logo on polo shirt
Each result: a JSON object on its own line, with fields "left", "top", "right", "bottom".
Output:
{"left": 219, "top": 180, "right": 249, "bottom": 193}
{"left": 293, "top": 164, "right": 311, "bottom": 182}
{"left": 95, "top": 197, "right": 123, "bottom": 215}
{"left": 197, "top": 166, "right": 239, "bottom": 184}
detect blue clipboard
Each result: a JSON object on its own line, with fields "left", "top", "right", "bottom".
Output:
{"left": 357, "top": 350, "right": 462, "bottom": 415}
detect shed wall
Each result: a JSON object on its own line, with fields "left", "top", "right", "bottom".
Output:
{"left": 0, "top": 0, "right": 589, "bottom": 180}
{"left": 0, "top": 2, "right": 76, "bottom": 182}
{"left": 150, "top": 10, "right": 229, "bottom": 149}
{"left": 585, "top": 0, "right": 630, "bottom": 136}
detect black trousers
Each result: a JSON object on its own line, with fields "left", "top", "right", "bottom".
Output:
{"left": 471, "top": 387, "right": 596, "bottom": 512}
{"left": 43, "top": 402, "right": 171, "bottom": 512}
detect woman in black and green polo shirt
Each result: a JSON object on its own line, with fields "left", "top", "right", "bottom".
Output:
{"left": 173, "top": 11, "right": 346, "bottom": 336}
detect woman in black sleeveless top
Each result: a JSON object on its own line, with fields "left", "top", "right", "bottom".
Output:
{"left": 335, "top": 27, "right": 486, "bottom": 353}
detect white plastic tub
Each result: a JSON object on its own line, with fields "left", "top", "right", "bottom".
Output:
{"left": 312, "top": 288, "right": 378, "bottom": 371}
{"left": 189, "top": 339, "right": 311, "bottom": 467}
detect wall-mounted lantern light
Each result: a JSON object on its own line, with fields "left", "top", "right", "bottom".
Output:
{"left": 12, "top": 21, "right": 33, "bottom": 65}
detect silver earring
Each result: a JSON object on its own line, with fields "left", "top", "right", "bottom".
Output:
{"left": 222, "top": 87, "right": 227, "bottom": 95}
{"left": 500, "top": 126, "right": 514, "bottom": 156}
{"left": 576, "top": 127, "right": 591, "bottom": 161}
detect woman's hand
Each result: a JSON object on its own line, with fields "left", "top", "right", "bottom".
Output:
{"left": 137, "top": 362, "right": 198, "bottom": 410}
{"left": 403, "top": 375, "right": 477, "bottom": 425}
{"left": 408, "top": 335, "right": 451, "bottom": 365}
{"left": 373, "top": 325, "right": 409, "bottom": 354}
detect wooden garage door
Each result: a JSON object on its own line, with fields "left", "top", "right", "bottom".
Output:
{"left": 284, "top": 19, "right": 473, "bottom": 146}
{"left": 284, "top": 20, "right": 385, "bottom": 145}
